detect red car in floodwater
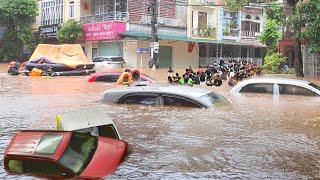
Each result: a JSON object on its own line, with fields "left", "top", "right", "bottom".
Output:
{"left": 4, "top": 130, "right": 128, "bottom": 179}
{"left": 88, "top": 71, "right": 156, "bottom": 84}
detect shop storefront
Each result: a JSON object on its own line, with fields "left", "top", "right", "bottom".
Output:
{"left": 82, "top": 21, "right": 126, "bottom": 60}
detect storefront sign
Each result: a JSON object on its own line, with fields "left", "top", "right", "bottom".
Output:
{"left": 82, "top": 21, "right": 126, "bottom": 41}
{"left": 39, "top": 24, "right": 59, "bottom": 37}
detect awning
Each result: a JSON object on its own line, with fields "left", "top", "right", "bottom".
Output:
{"left": 121, "top": 31, "right": 267, "bottom": 47}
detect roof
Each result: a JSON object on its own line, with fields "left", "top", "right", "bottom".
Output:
{"left": 237, "top": 77, "right": 311, "bottom": 86}
{"left": 109, "top": 85, "right": 210, "bottom": 97}
{"left": 56, "top": 108, "right": 114, "bottom": 131}
{"left": 121, "top": 31, "right": 267, "bottom": 47}
{"left": 5, "top": 130, "right": 71, "bottom": 160}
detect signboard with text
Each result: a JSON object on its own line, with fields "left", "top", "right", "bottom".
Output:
{"left": 39, "top": 24, "right": 60, "bottom": 38}
{"left": 82, "top": 21, "right": 126, "bottom": 41}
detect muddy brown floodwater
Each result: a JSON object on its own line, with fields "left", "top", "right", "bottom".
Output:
{"left": 0, "top": 65, "right": 320, "bottom": 179}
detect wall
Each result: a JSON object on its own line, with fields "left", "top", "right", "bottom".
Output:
{"left": 123, "top": 39, "right": 199, "bottom": 68}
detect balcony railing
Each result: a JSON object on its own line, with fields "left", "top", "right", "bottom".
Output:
{"left": 241, "top": 31, "right": 260, "bottom": 37}
{"left": 80, "top": 11, "right": 128, "bottom": 24}
{"left": 192, "top": 27, "right": 215, "bottom": 39}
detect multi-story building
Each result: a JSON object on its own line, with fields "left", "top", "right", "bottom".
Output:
{"left": 187, "top": 0, "right": 267, "bottom": 67}
{"left": 35, "top": 0, "right": 268, "bottom": 68}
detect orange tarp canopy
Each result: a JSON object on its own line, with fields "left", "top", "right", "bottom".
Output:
{"left": 29, "top": 44, "right": 91, "bottom": 67}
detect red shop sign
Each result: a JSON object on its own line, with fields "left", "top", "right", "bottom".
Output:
{"left": 82, "top": 21, "right": 126, "bottom": 41}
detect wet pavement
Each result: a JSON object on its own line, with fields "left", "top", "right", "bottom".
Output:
{"left": 0, "top": 64, "right": 320, "bottom": 179}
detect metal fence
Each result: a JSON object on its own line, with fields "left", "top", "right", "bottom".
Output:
{"left": 80, "top": 12, "right": 128, "bottom": 24}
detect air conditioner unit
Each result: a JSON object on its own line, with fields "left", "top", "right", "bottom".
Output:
{"left": 158, "top": 18, "right": 165, "bottom": 25}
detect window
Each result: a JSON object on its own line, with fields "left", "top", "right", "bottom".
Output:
{"left": 8, "top": 159, "right": 70, "bottom": 177}
{"left": 98, "top": 125, "right": 119, "bottom": 139}
{"left": 279, "top": 84, "right": 316, "bottom": 96}
{"left": 246, "top": 15, "right": 251, "bottom": 19}
{"left": 69, "top": 1, "right": 75, "bottom": 19}
{"left": 198, "top": 12, "right": 207, "bottom": 28}
{"left": 40, "top": 0, "right": 63, "bottom": 26}
{"left": 240, "top": 83, "right": 274, "bottom": 94}
{"left": 118, "top": 95, "right": 157, "bottom": 106}
{"left": 163, "top": 96, "right": 200, "bottom": 108}
{"left": 256, "top": 16, "right": 260, "bottom": 20}
{"left": 35, "top": 133, "right": 64, "bottom": 154}
{"left": 95, "top": 75, "right": 120, "bottom": 82}
{"left": 59, "top": 133, "right": 96, "bottom": 175}
{"left": 199, "top": 92, "right": 229, "bottom": 107}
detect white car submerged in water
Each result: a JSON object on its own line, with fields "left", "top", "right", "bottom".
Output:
{"left": 102, "top": 86, "right": 230, "bottom": 108}
{"left": 230, "top": 78, "right": 320, "bottom": 96}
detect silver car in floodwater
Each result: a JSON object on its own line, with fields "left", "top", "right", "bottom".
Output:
{"left": 102, "top": 86, "right": 230, "bottom": 108}
{"left": 230, "top": 77, "right": 320, "bottom": 96}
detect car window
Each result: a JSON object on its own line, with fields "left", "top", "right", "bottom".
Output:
{"left": 35, "top": 133, "right": 64, "bottom": 155}
{"left": 240, "top": 83, "right": 274, "bottom": 94}
{"left": 199, "top": 92, "right": 230, "bottom": 107}
{"left": 59, "top": 133, "right": 96, "bottom": 175}
{"left": 110, "top": 57, "right": 124, "bottom": 62}
{"left": 8, "top": 159, "right": 70, "bottom": 177}
{"left": 98, "top": 124, "right": 119, "bottom": 139}
{"left": 118, "top": 95, "right": 157, "bottom": 106}
{"left": 163, "top": 96, "right": 201, "bottom": 107}
{"left": 279, "top": 84, "right": 315, "bottom": 96}
{"left": 93, "top": 57, "right": 103, "bottom": 62}
{"left": 95, "top": 75, "right": 120, "bottom": 82}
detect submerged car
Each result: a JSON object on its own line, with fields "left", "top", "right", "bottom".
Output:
{"left": 88, "top": 71, "right": 156, "bottom": 84}
{"left": 93, "top": 56, "right": 126, "bottom": 69}
{"left": 56, "top": 108, "right": 121, "bottom": 139}
{"left": 4, "top": 130, "right": 128, "bottom": 179}
{"left": 102, "top": 86, "right": 230, "bottom": 108}
{"left": 230, "top": 78, "right": 320, "bottom": 96}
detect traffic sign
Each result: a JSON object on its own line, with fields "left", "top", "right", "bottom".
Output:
{"left": 136, "top": 48, "right": 149, "bottom": 53}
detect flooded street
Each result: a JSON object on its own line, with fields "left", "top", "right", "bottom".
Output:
{"left": 0, "top": 66, "right": 319, "bottom": 179}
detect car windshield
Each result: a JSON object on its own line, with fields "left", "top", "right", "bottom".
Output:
{"left": 199, "top": 92, "right": 229, "bottom": 107}
{"left": 309, "top": 83, "right": 320, "bottom": 91}
{"left": 59, "top": 133, "right": 97, "bottom": 175}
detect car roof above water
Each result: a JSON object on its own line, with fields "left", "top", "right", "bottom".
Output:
{"left": 237, "top": 77, "right": 311, "bottom": 85}
{"left": 105, "top": 85, "right": 212, "bottom": 98}
{"left": 56, "top": 108, "right": 114, "bottom": 131}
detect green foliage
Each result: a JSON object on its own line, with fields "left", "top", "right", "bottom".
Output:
{"left": 224, "top": 0, "right": 250, "bottom": 12}
{"left": 259, "top": 19, "right": 281, "bottom": 52}
{"left": 291, "top": 0, "right": 320, "bottom": 54}
{"left": 0, "top": 0, "right": 38, "bottom": 61}
{"left": 200, "top": 26, "right": 216, "bottom": 39}
{"left": 263, "top": 53, "right": 286, "bottom": 73}
{"left": 57, "top": 20, "right": 84, "bottom": 44}
{"left": 265, "top": 2, "right": 283, "bottom": 24}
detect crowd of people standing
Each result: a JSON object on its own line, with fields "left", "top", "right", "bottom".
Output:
{"left": 168, "top": 60, "right": 263, "bottom": 87}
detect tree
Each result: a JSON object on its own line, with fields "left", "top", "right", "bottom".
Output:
{"left": 291, "top": 0, "right": 320, "bottom": 54}
{"left": 287, "top": 0, "right": 304, "bottom": 77}
{"left": 259, "top": 20, "right": 281, "bottom": 52}
{"left": 0, "top": 0, "right": 38, "bottom": 62}
{"left": 57, "top": 20, "right": 84, "bottom": 44}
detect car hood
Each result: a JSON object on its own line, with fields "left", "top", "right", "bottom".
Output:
{"left": 80, "top": 137, "right": 127, "bottom": 178}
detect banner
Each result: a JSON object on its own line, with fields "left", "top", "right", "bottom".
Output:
{"left": 82, "top": 21, "right": 126, "bottom": 41}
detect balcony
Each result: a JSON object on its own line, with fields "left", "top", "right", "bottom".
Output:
{"left": 241, "top": 30, "right": 260, "bottom": 37}
{"left": 192, "top": 27, "right": 216, "bottom": 39}
{"left": 189, "top": 0, "right": 215, "bottom": 6}
{"left": 80, "top": 11, "right": 128, "bottom": 24}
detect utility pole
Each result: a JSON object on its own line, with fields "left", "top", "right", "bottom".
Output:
{"left": 149, "top": 0, "right": 159, "bottom": 69}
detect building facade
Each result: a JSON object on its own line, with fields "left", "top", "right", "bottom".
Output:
{"left": 35, "top": 0, "right": 268, "bottom": 68}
